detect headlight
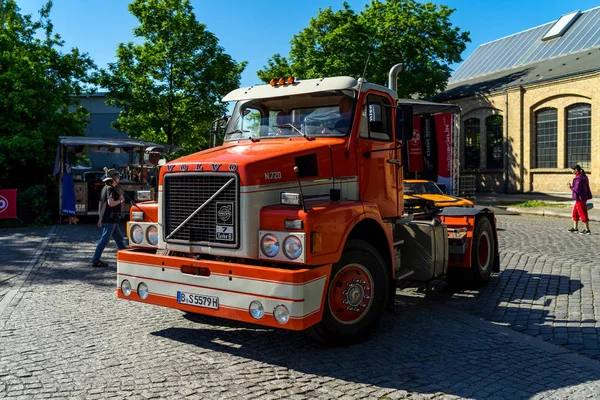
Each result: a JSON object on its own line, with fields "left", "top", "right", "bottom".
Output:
{"left": 249, "top": 301, "right": 264, "bottom": 320}
{"left": 137, "top": 282, "right": 149, "bottom": 299}
{"left": 146, "top": 225, "right": 158, "bottom": 245}
{"left": 273, "top": 305, "right": 290, "bottom": 324}
{"left": 283, "top": 235, "right": 302, "bottom": 260}
{"left": 121, "top": 280, "right": 132, "bottom": 296}
{"left": 131, "top": 211, "right": 144, "bottom": 221}
{"left": 130, "top": 224, "right": 143, "bottom": 244}
{"left": 260, "top": 234, "right": 279, "bottom": 258}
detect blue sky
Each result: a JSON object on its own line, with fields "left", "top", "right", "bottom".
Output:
{"left": 17, "top": 0, "right": 600, "bottom": 88}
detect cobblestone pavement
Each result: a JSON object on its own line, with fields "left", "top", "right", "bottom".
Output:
{"left": 431, "top": 215, "right": 600, "bottom": 360}
{"left": 1, "top": 219, "right": 600, "bottom": 399}
{"left": 0, "top": 227, "right": 51, "bottom": 303}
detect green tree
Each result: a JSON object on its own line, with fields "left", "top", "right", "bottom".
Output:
{"left": 257, "top": 0, "right": 469, "bottom": 98}
{"left": 0, "top": 0, "right": 95, "bottom": 223}
{"left": 101, "top": 0, "right": 246, "bottom": 151}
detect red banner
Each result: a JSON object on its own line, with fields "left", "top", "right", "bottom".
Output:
{"left": 407, "top": 116, "right": 423, "bottom": 173}
{"left": 0, "top": 189, "right": 17, "bottom": 219}
{"left": 434, "top": 113, "right": 453, "bottom": 190}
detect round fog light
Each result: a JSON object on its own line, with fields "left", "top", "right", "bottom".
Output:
{"left": 147, "top": 225, "right": 158, "bottom": 246}
{"left": 121, "top": 280, "right": 132, "bottom": 296}
{"left": 249, "top": 301, "right": 264, "bottom": 320}
{"left": 261, "top": 234, "right": 280, "bottom": 258}
{"left": 283, "top": 235, "right": 302, "bottom": 260}
{"left": 131, "top": 224, "right": 143, "bottom": 244}
{"left": 273, "top": 304, "right": 290, "bottom": 324}
{"left": 137, "top": 282, "right": 149, "bottom": 299}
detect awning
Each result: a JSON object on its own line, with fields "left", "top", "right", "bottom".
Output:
{"left": 397, "top": 99, "right": 460, "bottom": 115}
{"left": 57, "top": 136, "right": 180, "bottom": 151}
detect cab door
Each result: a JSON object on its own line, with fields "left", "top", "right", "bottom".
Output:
{"left": 357, "top": 92, "right": 399, "bottom": 219}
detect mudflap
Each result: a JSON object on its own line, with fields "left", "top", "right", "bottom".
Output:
{"left": 436, "top": 206, "right": 500, "bottom": 272}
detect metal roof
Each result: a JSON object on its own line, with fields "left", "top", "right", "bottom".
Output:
{"left": 436, "top": 48, "right": 600, "bottom": 102}
{"left": 450, "top": 7, "right": 600, "bottom": 84}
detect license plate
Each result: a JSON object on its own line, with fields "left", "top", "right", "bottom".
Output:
{"left": 177, "top": 291, "right": 219, "bottom": 309}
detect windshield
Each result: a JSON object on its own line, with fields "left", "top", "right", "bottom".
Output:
{"left": 404, "top": 181, "right": 444, "bottom": 195}
{"left": 224, "top": 90, "right": 355, "bottom": 141}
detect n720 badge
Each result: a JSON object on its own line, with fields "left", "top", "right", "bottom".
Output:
{"left": 264, "top": 171, "right": 281, "bottom": 180}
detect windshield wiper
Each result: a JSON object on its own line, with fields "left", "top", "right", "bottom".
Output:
{"left": 229, "top": 129, "right": 258, "bottom": 142}
{"left": 285, "top": 123, "right": 312, "bottom": 140}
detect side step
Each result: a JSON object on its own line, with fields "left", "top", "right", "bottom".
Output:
{"left": 395, "top": 268, "right": 414, "bottom": 281}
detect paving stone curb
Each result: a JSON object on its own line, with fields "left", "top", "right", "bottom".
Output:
{"left": 0, "top": 226, "right": 56, "bottom": 321}
{"left": 506, "top": 207, "right": 600, "bottom": 222}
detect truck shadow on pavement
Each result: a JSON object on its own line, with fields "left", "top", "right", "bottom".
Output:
{"left": 426, "top": 268, "right": 599, "bottom": 360}
{"left": 151, "top": 288, "right": 600, "bottom": 399}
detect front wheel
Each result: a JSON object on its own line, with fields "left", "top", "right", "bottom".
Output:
{"left": 308, "top": 239, "right": 389, "bottom": 346}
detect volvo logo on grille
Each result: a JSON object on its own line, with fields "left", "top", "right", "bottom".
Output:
{"left": 218, "top": 205, "right": 232, "bottom": 222}
{"left": 216, "top": 202, "right": 234, "bottom": 226}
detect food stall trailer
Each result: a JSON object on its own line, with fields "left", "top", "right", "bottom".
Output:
{"left": 55, "top": 136, "right": 174, "bottom": 221}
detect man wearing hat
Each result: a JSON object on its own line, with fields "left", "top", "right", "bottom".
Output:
{"left": 91, "top": 168, "right": 127, "bottom": 267}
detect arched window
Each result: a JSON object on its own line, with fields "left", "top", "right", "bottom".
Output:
{"left": 535, "top": 108, "right": 558, "bottom": 168}
{"left": 486, "top": 115, "right": 503, "bottom": 169}
{"left": 566, "top": 104, "right": 591, "bottom": 169}
{"left": 464, "top": 118, "right": 480, "bottom": 170}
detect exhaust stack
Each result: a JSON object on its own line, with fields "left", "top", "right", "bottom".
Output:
{"left": 388, "top": 63, "right": 404, "bottom": 94}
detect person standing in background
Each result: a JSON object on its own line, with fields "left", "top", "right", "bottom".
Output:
{"left": 567, "top": 165, "right": 593, "bottom": 234}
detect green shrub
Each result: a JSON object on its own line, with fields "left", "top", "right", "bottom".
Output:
{"left": 17, "top": 185, "right": 55, "bottom": 225}
{"left": 511, "top": 200, "right": 568, "bottom": 208}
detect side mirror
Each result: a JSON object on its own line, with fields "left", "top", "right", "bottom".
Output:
{"left": 220, "top": 115, "right": 231, "bottom": 129}
{"left": 396, "top": 105, "right": 414, "bottom": 144}
{"left": 211, "top": 115, "right": 230, "bottom": 133}
{"left": 143, "top": 152, "right": 162, "bottom": 166}
{"left": 210, "top": 115, "right": 231, "bottom": 148}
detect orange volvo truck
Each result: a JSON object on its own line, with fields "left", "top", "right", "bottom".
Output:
{"left": 117, "top": 65, "right": 500, "bottom": 345}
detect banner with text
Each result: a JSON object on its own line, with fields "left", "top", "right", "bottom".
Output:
{"left": 407, "top": 116, "right": 424, "bottom": 173}
{"left": 421, "top": 117, "right": 437, "bottom": 181}
{"left": 434, "top": 113, "right": 453, "bottom": 192}
{"left": 0, "top": 189, "right": 17, "bottom": 219}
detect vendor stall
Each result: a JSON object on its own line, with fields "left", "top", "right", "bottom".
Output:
{"left": 397, "top": 99, "right": 462, "bottom": 196}
{"left": 54, "top": 136, "right": 176, "bottom": 221}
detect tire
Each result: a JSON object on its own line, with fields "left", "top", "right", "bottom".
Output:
{"left": 471, "top": 217, "right": 494, "bottom": 285}
{"left": 307, "top": 239, "right": 389, "bottom": 346}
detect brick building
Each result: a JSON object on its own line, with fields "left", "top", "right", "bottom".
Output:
{"left": 436, "top": 8, "right": 600, "bottom": 194}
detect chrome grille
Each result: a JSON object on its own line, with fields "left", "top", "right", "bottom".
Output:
{"left": 164, "top": 173, "right": 238, "bottom": 247}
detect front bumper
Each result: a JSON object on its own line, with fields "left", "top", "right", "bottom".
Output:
{"left": 116, "top": 249, "right": 331, "bottom": 330}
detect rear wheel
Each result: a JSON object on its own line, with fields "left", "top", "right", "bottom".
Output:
{"left": 308, "top": 239, "right": 389, "bottom": 346}
{"left": 471, "top": 217, "right": 494, "bottom": 285}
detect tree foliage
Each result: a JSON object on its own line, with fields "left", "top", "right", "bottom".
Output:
{"left": 0, "top": 0, "right": 95, "bottom": 190}
{"left": 257, "top": 0, "right": 470, "bottom": 98}
{"left": 100, "top": 0, "right": 246, "bottom": 151}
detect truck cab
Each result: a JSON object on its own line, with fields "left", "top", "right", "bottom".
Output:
{"left": 119, "top": 72, "right": 499, "bottom": 345}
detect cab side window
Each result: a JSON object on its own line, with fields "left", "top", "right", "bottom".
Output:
{"left": 360, "top": 94, "right": 392, "bottom": 141}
